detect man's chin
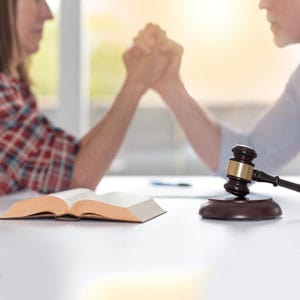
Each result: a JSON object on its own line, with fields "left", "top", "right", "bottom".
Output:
{"left": 274, "top": 41, "right": 286, "bottom": 48}
{"left": 273, "top": 35, "right": 297, "bottom": 48}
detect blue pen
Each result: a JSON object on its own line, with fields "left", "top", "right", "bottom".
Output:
{"left": 150, "top": 180, "right": 192, "bottom": 187}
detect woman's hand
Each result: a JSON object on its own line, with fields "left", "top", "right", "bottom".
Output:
{"left": 123, "top": 25, "right": 168, "bottom": 90}
{"left": 132, "top": 23, "right": 184, "bottom": 95}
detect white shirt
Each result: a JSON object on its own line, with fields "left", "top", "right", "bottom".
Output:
{"left": 217, "top": 64, "right": 300, "bottom": 177}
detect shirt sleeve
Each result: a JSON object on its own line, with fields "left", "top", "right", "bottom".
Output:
{"left": 0, "top": 79, "right": 80, "bottom": 194}
{"left": 216, "top": 64, "right": 300, "bottom": 177}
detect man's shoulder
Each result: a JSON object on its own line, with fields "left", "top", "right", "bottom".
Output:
{"left": 289, "top": 64, "right": 300, "bottom": 83}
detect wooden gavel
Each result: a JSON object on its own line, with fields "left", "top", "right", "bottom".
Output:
{"left": 224, "top": 144, "right": 300, "bottom": 198}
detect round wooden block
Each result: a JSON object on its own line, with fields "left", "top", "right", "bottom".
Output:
{"left": 199, "top": 194, "right": 282, "bottom": 220}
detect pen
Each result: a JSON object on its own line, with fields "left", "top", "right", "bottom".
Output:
{"left": 150, "top": 180, "right": 192, "bottom": 187}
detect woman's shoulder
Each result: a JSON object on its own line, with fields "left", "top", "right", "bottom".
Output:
{"left": 0, "top": 72, "right": 33, "bottom": 110}
{"left": 0, "top": 71, "right": 33, "bottom": 98}
{"left": 0, "top": 72, "right": 21, "bottom": 90}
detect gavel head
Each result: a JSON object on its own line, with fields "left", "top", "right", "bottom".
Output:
{"left": 224, "top": 145, "right": 257, "bottom": 198}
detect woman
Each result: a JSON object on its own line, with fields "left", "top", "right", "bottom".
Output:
{"left": 0, "top": 0, "right": 166, "bottom": 195}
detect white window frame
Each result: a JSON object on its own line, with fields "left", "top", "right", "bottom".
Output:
{"left": 58, "top": 0, "right": 89, "bottom": 138}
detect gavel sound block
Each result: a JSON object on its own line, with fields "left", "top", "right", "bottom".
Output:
{"left": 198, "top": 144, "right": 300, "bottom": 220}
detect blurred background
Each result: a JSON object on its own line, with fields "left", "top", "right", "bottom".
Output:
{"left": 31, "top": 0, "right": 300, "bottom": 175}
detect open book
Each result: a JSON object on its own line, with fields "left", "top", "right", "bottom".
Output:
{"left": 0, "top": 188, "right": 166, "bottom": 223}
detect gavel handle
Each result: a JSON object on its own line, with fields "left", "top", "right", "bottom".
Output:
{"left": 253, "top": 170, "right": 300, "bottom": 193}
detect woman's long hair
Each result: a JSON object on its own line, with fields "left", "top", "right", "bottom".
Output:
{"left": 0, "top": 0, "right": 29, "bottom": 84}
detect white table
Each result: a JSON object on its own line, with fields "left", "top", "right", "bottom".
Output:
{"left": 1, "top": 176, "right": 300, "bottom": 300}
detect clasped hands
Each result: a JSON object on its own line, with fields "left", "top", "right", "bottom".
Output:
{"left": 123, "top": 23, "right": 184, "bottom": 95}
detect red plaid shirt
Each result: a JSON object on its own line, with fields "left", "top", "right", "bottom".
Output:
{"left": 0, "top": 72, "right": 79, "bottom": 195}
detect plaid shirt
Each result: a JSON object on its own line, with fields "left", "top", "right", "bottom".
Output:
{"left": 0, "top": 72, "right": 79, "bottom": 195}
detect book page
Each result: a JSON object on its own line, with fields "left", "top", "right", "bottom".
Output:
{"left": 94, "top": 192, "right": 152, "bottom": 208}
{"left": 70, "top": 192, "right": 159, "bottom": 222}
{"left": 51, "top": 189, "right": 151, "bottom": 210}
{"left": 51, "top": 189, "right": 164, "bottom": 222}
{"left": 51, "top": 188, "right": 98, "bottom": 208}
{"left": 0, "top": 195, "right": 67, "bottom": 219}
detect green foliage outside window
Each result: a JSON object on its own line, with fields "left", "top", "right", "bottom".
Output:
{"left": 30, "top": 15, "right": 126, "bottom": 103}
{"left": 30, "top": 21, "right": 58, "bottom": 97}
{"left": 89, "top": 17, "right": 125, "bottom": 99}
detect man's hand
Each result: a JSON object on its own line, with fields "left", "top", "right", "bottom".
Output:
{"left": 123, "top": 24, "right": 169, "bottom": 89}
{"left": 132, "top": 23, "right": 184, "bottom": 94}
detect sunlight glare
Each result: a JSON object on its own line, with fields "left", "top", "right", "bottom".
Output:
{"left": 184, "top": 0, "right": 241, "bottom": 41}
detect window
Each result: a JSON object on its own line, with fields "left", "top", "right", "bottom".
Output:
{"left": 31, "top": 0, "right": 60, "bottom": 108}
{"left": 86, "top": 0, "right": 300, "bottom": 105}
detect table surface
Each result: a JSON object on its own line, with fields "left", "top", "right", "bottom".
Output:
{"left": 1, "top": 175, "right": 300, "bottom": 300}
